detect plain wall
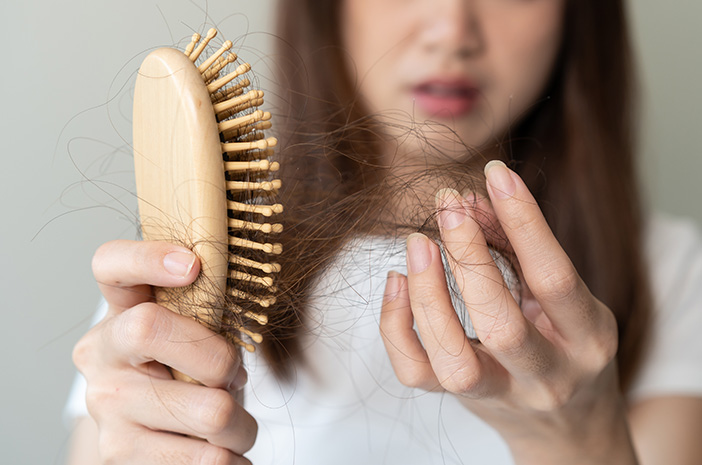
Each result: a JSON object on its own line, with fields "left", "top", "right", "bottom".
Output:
{"left": 0, "top": 1, "right": 699, "bottom": 464}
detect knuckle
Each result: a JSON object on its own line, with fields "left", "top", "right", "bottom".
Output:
{"left": 72, "top": 332, "right": 95, "bottom": 371}
{"left": 118, "top": 303, "right": 167, "bottom": 354}
{"left": 587, "top": 329, "right": 618, "bottom": 371}
{"left": 440, "top": 368, "right": 482, "bottom": 394}
{"left": 531, "top": 265, "right": 580, "bottom": 302}
{"left": 505, "top": 208, "right": 542, "bottom": 235}
{"left": 488, "top": 319, "right": 530, "bottom": 357}
{"left": 201, "top": 389, "right": 237, "bottom": 436}
{"left": 85, "top": 385, "right": 107, "bottom": 414}
{"left": 85, "top": 381, "right": 122, "bottom": 422}
{"left": 208, "top": 344, "right": 240, "bottom": 386}
{"left": 575, "top": 304, "right": 619, "bottom": 372}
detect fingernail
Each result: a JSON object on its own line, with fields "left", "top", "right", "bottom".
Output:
{"left": 384, "top": 271, "right": 403, "bottom": 304}
{"left": 407, "top": 233, "right": 432, "bottom": 274}
{"left": 435, "top": 188, "right": 466, "bottom": 231}
{"left": 163, "top": 251, "right": 196, "bottom": 277}
{"left": 484, "top": 160, "right": 516, "bottom": 200}
{"left": 230, "top": 365, "right": 248, "bottom": 391}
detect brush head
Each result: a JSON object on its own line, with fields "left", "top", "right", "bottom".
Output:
{"left": 134, "top": 47, "right": 228, "bottom": 327}
{"left": 133, "top": 32, "right": 281, "bottom": 352}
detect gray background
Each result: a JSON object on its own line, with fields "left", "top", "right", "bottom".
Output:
{"left": 0, "top": 1, "right": 699, "bottom": 464}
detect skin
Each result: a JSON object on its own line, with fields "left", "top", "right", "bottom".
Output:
{"left": 71, "top": 242, "right": 255, "bottom": 464}
{"left": 69, "top": 0, "right": 702, "bottom": 463}
{"left": 340, "top": 0, "right": 564, "bottom": 158}
{"left": 382, "top": 165, "right": 636, "bottom": 463}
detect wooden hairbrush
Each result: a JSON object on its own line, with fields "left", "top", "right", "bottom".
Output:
{"left": 133, "top": 28, "right": 282, "bottom": 383}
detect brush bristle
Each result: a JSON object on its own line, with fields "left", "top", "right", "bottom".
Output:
{"left": 186, "top": 29, "right": 282, "bottom": 352}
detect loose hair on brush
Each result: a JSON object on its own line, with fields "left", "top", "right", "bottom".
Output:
{"left": 261, "top": 0, "right": 651, "bottom": 392}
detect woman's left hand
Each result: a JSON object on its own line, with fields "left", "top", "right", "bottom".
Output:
{"left": 380, "top": 160, "right": 638, "bottom": 465}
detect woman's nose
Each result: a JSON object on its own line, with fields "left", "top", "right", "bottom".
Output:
{"left": 419, "top": 0, "right": 482, "bottom": 57}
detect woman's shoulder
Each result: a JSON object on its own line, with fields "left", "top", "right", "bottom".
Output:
{"left": 645, "top": 212, "right": 702, "bottom": 257}
{"left": 630, "top": 212, "right": 702, "bottom": 400}
{"left": 644, "top": 212, "right": 702, "bottom": 301}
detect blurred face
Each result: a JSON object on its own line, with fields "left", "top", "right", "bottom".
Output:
{"left": 341, "top": 0, "right": 565, "bottom": 160}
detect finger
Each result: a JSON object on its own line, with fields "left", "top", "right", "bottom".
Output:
{"left": 92, "top": 240, "right": 201, "bottom": 312}
{"left": 465, "top": 193, "right": 509, "bottom": 251}
{"left": 125, "top": 377, "right": 257, "bottom": 454}
{"left": 483, "top": 161, "right": 602, "bottom": 339}
{"left": 405, "top": 233, "right": 490, "bottom": 396}
{"left": 105, "top": 302, "right": 244, "bottom": 389}
{"left": 99, "top": 425, "right": 252, "bottom": 465}
{"left": 380, "top": 271, "right": 439, "bottom": 390}
{"left": 436, "top": 189, "right": 557, "bottom": 376}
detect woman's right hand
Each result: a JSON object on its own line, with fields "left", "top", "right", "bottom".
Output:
{"left": 73, "top": 240, "right": 257, "bottom": 464}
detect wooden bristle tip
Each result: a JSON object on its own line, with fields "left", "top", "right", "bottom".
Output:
{"left": 214, "top": 89, "right": 264, "bottom": 115}
{"left": 227, "top": 200, "right": 284, "bottom": 217}
{"left": 224, "top": 159, "right": 275, "bottom": 173}
{"left": 208, "top": 63, "right": 252, "bottom": 94}
{"left": 184, "top": 33, "right": 201, "bottom": 57}
{"left": 229, "top": 270, "right": 274, "bottom": 288}
{"left": 228, "top": 218, "right": 283, "bottom": 234}
{"left": 244, "top": 311, "right": 269, "bottom": 325}
{"left": 226, "top": 179, "right": 282, "bottom": 192}
{"left": 229, "top": 254, "right": 282, "bottom": 274}
{"left": 240, "top": 327, "right": 264, "bottom": 344}
{"left": 198, "top": 40, "right": 233, "bottom": 73}
{"left": 189, "top": 28, "right": 218, "bottom": 62}
{"left": 228, "top": 236, "right": 283, "bottom": 255}
{"left": 222, "top": 137, "right": 278, "bottom": 154}
{"left": 230, "top": 289, "right": 276, "bottom": 308}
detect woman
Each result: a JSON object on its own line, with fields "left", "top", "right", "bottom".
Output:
{"left": 67, "top": 0, "right": 702, "bottom": 463}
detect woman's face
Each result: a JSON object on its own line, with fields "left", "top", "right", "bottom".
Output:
{"left": 341, "top": 0, "right": 565, "bottom": 158}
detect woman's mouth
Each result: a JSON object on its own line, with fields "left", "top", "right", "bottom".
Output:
{"left": 412, "top": 80, "right": 479, "bottom": 118}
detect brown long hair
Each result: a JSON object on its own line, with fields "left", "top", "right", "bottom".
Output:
{"left": 261, "top": 0, "right": 650, "bottom": 392}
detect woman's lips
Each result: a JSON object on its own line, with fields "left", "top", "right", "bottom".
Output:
{"left": 412, "top": 80, "right": 479, "bottom": 117}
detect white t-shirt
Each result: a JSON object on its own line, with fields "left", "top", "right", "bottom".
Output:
{"left": 65, "top": 214, "right": 702, "bottom": 464}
